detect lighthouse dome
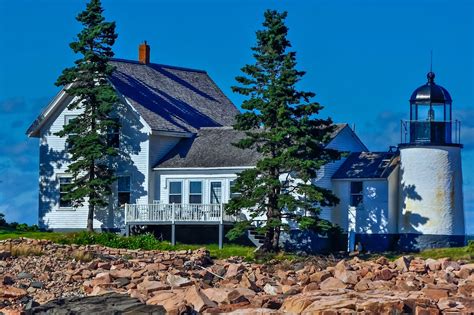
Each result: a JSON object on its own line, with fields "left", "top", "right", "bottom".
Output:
{"left": 410, "top": 72, "right": 452, "bottom": 104}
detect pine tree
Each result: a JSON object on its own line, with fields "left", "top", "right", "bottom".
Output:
{"left": 226, "top": 10, "right": 342, "bottom": 252}
{"left": 55, "top": 0, "right": 118, "bottom": 232}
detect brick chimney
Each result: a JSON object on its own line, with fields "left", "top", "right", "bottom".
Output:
{"left": 138, "top": 41, "right": 150, "bottom": 64}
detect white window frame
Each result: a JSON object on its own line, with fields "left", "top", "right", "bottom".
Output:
{"left": 64, "top": 115, "right": 79, "bottom": 151}
{"left": 58, "top": 175, "right": 74, "bottom": 210}
{"left": 350, "top": 181, "right": 364, "bottom": 208}
{"left": 189, "top": 180, "right": 203, "bottom": 204}
{"left": 210, "top": 181, "right": 223, "bottom": 204}
{"left": 168, "top": 180, "right": 183, "bottom": 204}
{"left": 117, "top": 175, "right": 131, "bottom": 207}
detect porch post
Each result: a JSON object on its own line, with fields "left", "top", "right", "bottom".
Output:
{"left": 171, "top": 203, "right": 176, "bottom": 246}
{"left": 218, "top": 204, "right": 224, "bottom": 249}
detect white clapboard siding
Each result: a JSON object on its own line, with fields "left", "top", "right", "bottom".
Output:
{"left": 39, "top": 98, "right": 151, "bottom": 230}
{"left": 315, "top": 126, "right": 367, "bottom": 222}
{"left": 148, "top": 135, "right": 181, "bottom": 203}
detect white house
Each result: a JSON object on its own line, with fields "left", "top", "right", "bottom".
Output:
{"left": 27, "top": 43, "right": 465, "bottom": 252}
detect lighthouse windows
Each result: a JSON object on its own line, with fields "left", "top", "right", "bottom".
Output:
{"left": 350, "top": 181, "right": 363, "bottom": 207}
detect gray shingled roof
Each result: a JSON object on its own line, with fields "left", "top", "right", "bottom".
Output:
{"left": 156, "top": 124, "right": 353, "bottom": 169}
{"left": 332, "top": 152, "right": 399, "bottom": 179}
{"left": 109, "top": 59, "right": 239, "bottom": 133}
{"left": 155, "top": 127, "right": 262, "bottom": 168}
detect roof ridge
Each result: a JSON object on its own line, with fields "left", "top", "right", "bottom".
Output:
{"left": 200, "top": 126, "right": 234, "bottom": 130}
{"left": 110, "top": 58, "right": 207, "bottom": 74}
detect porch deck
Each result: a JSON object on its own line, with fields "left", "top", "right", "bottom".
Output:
{"left": 125, "top": 203, "right": 239, "bottom": 225}
{"left": 124, "top": 203, "right": 240, "bottom": 248}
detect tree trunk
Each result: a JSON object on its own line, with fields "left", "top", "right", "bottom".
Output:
{"left": 87, "top": 203, "right": 94, "bottom": 232}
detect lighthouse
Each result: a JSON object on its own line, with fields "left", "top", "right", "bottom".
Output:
{"left": 398, "top": 71, "right": 465, "bottom": 250}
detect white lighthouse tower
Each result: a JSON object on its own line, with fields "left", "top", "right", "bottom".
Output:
{"left": 398, "top": 71, "right": 465, "bottom": 250}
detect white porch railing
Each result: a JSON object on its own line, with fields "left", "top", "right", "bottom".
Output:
{"left": 125, "top": 203, "right": 239, "bottom": 224}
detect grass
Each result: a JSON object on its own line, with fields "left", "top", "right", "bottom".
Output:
{"left": 0, "top": 228, "right": 258, "bottom": 260}
{"left": 417, "top": 242, "right": 474, "bottom": 261}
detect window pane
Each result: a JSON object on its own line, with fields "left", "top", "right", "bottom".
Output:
{"left": 118, "top": 176, "right": 130, "bottom": 192}
{"left": 65, "top": 115, "right": 79, "bottom": 125}
{"left": 169, "top": 195, "right": 182, "bottom": 204}
{"left": 350, "top": 181, "right": 363, "bottom": 194}
{"left": 59, "top": 177, "right": 72, "bottom": 207}
{"left": 229, "top": 180, "right": 241, "bottom": 199}
{"left": 118, "top": 192, "right": 130, "bottom": 206}
{"left": 210, "top": 182, "right": 222, "bottom": 204}
{"left": 189, "top": 181, "right": 202, "bottom": 194}
{"left": 189, "top": 195, "right": 202, "bottom": 204}
{"left": 350, "top": 194, "right": 363, "bottom": 207}
{"left": 169, "top": 182, "right": 182, "bottom": 194}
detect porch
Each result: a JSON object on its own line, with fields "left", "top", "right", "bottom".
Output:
{"left": 124, "top": 203, "right": 241, "bottom": 248}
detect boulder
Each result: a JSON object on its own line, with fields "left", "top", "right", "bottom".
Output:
{"left": 319, "top": 277, "right": 347, "bottom": 290}
{"left": 146, "top": 289, "right": 187, "bottom": 313}
{"left": 263, "top": 283, "right": 282, "bottom": 296}
{"left": 110, "top": 269, "right": 134, "bottom": 279}
{"left": 334, "top": 261, "right": 358, "bottom": 284}
{"left": 226, "top": 263, "right": 245, "bottom": 279}
{"left": 166, "top": 274, "right": 192, "bottom": 288}
{"left": 137, "top": 280, "right": 170, "bottom": 295}
{"left": 184, "top": 285, "right": 217, "bottom": 312}
{"left": 394, "top": 256, "right": 412, "bottom": 272}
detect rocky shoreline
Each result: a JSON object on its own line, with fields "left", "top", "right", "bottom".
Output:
{"left": 1, "top": 238, "right": 473, "bottom": 314}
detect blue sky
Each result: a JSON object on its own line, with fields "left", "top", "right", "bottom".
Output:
{"left": 0, "top": 0, "right": 473, "bottom": 231}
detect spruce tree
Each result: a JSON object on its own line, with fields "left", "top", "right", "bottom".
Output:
{"left": 226, "top": 10, "right": 341, "bottom": 252}
{"left": 55, "top": 0, "right": 118, "bottom": 232}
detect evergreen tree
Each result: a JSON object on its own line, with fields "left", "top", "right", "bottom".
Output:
{"left": 55, "top": 0, "right": 118, "bottom": 232}
{"left": 226, "top": 10, "right": 341, "bottom": 252}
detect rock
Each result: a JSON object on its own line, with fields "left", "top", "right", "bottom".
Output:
{"left": 458, "top": 281, "right": 474, "bottom": 297}
{"left": 137, "top": 280, "right": 170, "bottom": 295}
{"left": 202, "top": 287, "right": 233, "bottom": 304}
{"left": 395, "top": 256, "right": 412, "bottom": 272}
{"left": 110, "top": 268, "right": 134, "bottom": 279}
{"left": 226, "top": 263, "right": 244, "bottom": 278}
{"left": 319, "top": 277, "right": 347, "bottom": 290}
{"left": 91, "top": 272, "right": 112, "bottom": 286}
{"left": 425, "top": 258, "right": 441, "bottom": 271}
{"left": 184, "top": 285, "right": 217, "bottom": 312}
{"left": 241, "top": 273, "right": 259, "bottom": 291}
{"left": 309, "top": 270, "right": 331, "bottom": 283}
{"left": 422, "top": 288, "right": 449, "bottom": 301}
{"left": 166, "top": 274, "right": 192, "bottom": 288}
{"left": 32, "top": 292, "right": 166, "bottom": 314}
{"left": 17, "top": 272, "right": 33, "bottom": 279}
{"left": 458, "top": 263, "right": 474, "bottom": 279}
{"left": 0, "top": 250, "right": 11, "bottom": 260}
{"left": 374, "top": 268, "right": 394, "bottom": 281}
{"left": 410, "top": 259, "right": 427, "bottom": 273}
{"left": 334, "top": 260, "right": 358, "bottom": 284}
{"left": 0, "top": 286, "right": 28, "bottom": 298}
{"left": 146, "top": 290, "right": 186, "bottom": 314}
{"left": 375, "top": 256, "right": 389, "bottom": 265}
{"left": 31, "top": 281, "right": 44, "bottom": 289}
{"left": 263, "top": 283, "right": 282, "bottom": 295}
{"left": 302, "top": 282, "right": 319, "bottom": 293}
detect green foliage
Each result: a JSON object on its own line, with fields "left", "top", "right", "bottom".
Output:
{"left": 54, "top": 0, "right": 118, "bottom": 231}
{"left": 0, "top": 213, "right": 5, "bottom": 226}
{"left": 227, "top": 10, "right": 341, "bottom": 252}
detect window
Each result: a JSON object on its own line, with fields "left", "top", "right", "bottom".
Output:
{"left": 107, "top": 118, "right": 120, "bottom": 148}
{"left": 118, "top": 176, "right": 131, "bottom": 207}
{"left": 59, "top": 177, "right": 72, "bottom": 208}
{"left": 169, "top": 181, "right": 182, "bottom": 204}
{"left": 64, "top": 115, "right": 79, "bottom": 150}
{"left": 189, "top": 181, "right": 202, "bottom": 204}
{"left": 229, "top": 180, "right": 241, "bottom": 199}
{"left": 350, "top": 181, "right": 363, "bottom": 207}
{"left": 210, "top": 182, "right": 222, "bottom": 204}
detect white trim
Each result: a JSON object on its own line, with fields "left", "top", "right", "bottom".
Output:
{"left": 153, "top": 166, "right": 255, "bottom": 171}
{"left": 27, "top": 85, "right": 72, "bottom": 137}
